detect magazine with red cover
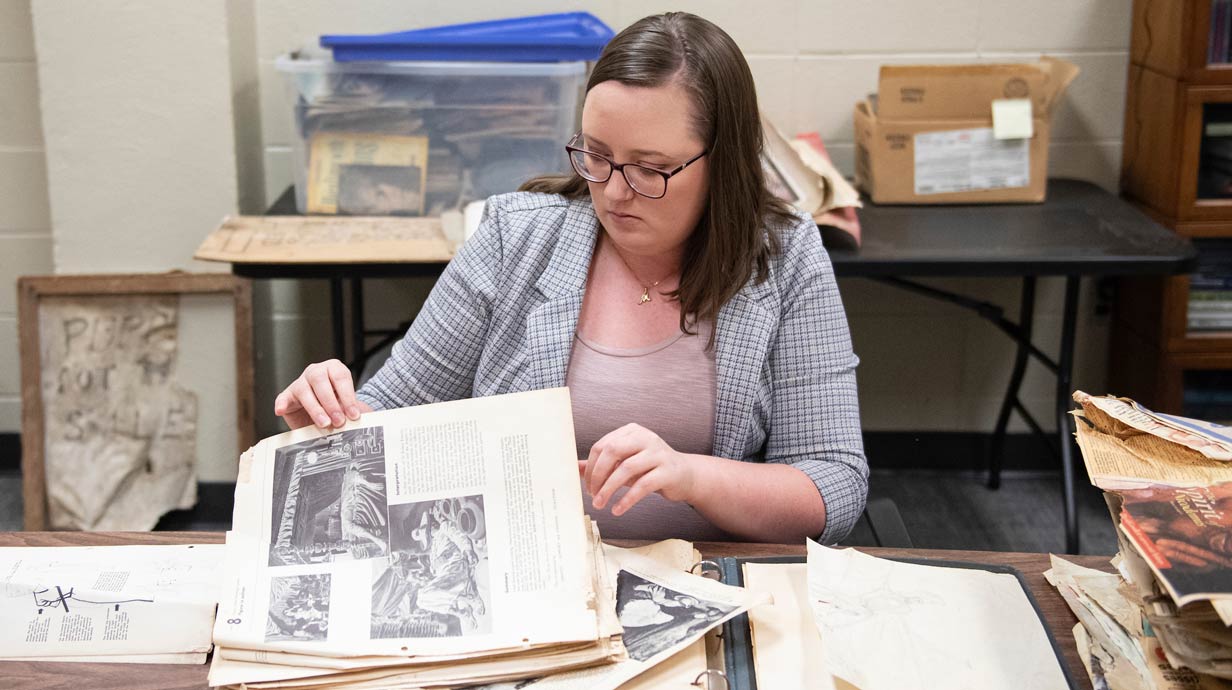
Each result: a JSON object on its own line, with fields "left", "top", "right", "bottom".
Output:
{"left": 1118, "top": 482, "right": 1232, "bottom": 606}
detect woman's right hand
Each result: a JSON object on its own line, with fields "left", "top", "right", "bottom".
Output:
{"left": 274, "top": 359, "right": 372, "bottom": 430}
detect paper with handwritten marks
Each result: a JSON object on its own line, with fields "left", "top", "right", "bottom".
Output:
{"left": 38, "top": 295, "right": 199, "bottom": 530}
{"left": 0, "top": 544, "right": 223, "bottom": 662}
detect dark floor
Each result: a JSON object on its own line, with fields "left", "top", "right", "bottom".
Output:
{"left": 845, "top": 469, "right": 1117, "bottom": 555}
{"left": 0, "top": 467, "right": 1119, "bottom": 556}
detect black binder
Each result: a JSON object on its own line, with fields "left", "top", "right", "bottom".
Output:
{"left": 716, "top": 555, "right": 1082, "bottom": 690}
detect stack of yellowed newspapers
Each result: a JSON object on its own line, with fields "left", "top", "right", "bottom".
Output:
{"left": 1057, "top": 391, "right": 1232, "bottom": 688}
{"left": 208, "top": 387, "right": 763, "bottom": 689}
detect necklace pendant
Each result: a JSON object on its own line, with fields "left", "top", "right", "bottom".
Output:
{"left": 639, "top": 288, "right": 651, "bottom": 305}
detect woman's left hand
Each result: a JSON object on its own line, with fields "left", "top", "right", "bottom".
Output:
{"left": 580, "top": 423, "right": 700, "bottom": 515}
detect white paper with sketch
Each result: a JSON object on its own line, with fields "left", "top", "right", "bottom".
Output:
{"left": 806, "top": 540, "right": 1070, "bottom": 690}
{"left": 0, "top": 544, "right": 224, "bottom": 661}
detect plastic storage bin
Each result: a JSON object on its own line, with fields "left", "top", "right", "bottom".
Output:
{"left": 320, "top": 12, "right": 613, "bottom": 63}
{"left": 275, "top": 53, "right": 586, "bottom": 216}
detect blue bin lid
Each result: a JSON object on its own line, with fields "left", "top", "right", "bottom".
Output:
{"left": 320, "top": 12, "right": 614, "bottom": 63}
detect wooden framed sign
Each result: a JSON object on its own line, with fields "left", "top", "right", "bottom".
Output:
{"left": 18, "top": 273, "right": 254, "bottom": 530}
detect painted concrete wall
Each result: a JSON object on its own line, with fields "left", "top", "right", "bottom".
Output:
{"left": 8, "top": 2, "right": 1134, "bottom": 465}
{"left": 0, "top": 0, "right": 53, "bottom": 433}
{"left": 252, "top": 1, "right": 1129, "bottom": 434}
{"left": 25, "top": 0, "right": 248, "bottom": 480}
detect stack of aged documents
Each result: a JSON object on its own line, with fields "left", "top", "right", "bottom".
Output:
{"left": 1062, "top": 391, "right": 1232, "bottom": 687}
{"left": 207, "top": 387, "right": 762, "bottom": 689}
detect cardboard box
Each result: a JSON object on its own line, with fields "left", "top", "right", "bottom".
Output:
{"left": 854, "top": 57, "right": 1079, "bottom": 204}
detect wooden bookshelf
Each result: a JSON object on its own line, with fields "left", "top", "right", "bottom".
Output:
{"left": 1113, "top": 0, "right": 1232, "bottom": 414}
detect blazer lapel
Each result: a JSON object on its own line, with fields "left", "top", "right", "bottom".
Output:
{"left": 712, "top": 278, "right": 776, "bottom": 461}
{"left": 523, "top": 197, "right": 779, "bottom": 459}
{"left": 527, "top": 200, "right": 598, "bottom": 390}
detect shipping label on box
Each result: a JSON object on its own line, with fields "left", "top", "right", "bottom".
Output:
{"left": 914, "top": 127, "right": 1030, "bottom": 195}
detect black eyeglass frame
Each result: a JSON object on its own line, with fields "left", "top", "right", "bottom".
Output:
{"left": 564, "top": 132, "right": 708, "bottom": 200}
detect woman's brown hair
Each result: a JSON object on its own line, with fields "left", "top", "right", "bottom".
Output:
{"left": 520, "top": 12, "right": 797, "bottom": 339}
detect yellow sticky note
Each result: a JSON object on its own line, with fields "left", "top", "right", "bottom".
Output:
{"left": 992, "top": 98, "right": 1034, "bottom": 139}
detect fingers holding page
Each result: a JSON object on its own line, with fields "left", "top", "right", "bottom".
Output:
{"left": 274, "top": 359, "right": 363, "bottom": 430}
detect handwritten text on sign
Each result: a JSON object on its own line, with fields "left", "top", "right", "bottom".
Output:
{"left": 38, "top": 296, "right": 199, "bottom": 530}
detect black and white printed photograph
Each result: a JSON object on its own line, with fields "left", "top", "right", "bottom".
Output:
{"left": 268, "top": 427, "right": 390, "bottom": 567}
{"left": 337, "top": 163, "right": 424, "bottom": 216}
{"left": 369, "top": 495, "right": 491, "bottom": 639}
{"left": 615, "top": 571, "right": 735, "bottom": 662}
{"left": 266, "top": 573, "right": 331, "bottom": 642}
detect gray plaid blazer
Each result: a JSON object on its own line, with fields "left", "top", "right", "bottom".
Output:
{"left": 358, "top": 192, "right": 868, "bottom": 543}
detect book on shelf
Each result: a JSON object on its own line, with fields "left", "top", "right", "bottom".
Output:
{"left": 1186, "top": 317, "right": 1232, "bottom": 331}
{"left": 1189, "top": 289, "right": 1232, "bottom": 303}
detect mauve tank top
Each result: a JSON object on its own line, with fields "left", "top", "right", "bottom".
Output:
{"left": 565, "top": 321, "right": 735, "bottom": 541}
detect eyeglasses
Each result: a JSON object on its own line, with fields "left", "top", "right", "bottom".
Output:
{"left": 565, "top": 132, "right": 707, "bottom": 200}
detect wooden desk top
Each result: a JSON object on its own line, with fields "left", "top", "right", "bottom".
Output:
{"left": 0, "top": 532, "right": 1111, "bottom": 690}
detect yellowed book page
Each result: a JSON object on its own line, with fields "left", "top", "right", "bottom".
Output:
{"left": 1046, "top": 556, "right": 1141, "bottom": 638}
{"left": 306, "top": 133, "right": 429, "bottom": 215}
{"left": 1214, "top": 599, "right": 1232, "bottom": 627}
{"left": 624, "top": 539, "right": 697, "bottom": 574}
{"left": 4, "top": 652, "right": 207, "bottom": 664}
{"left": 742, "top": 562, "right": 836, "bottom": 690}
{"left": 210, "top": 638, "right": 621, "bottom": 688}
{"left": 589, "top": 524, "right": 623, "bottom": 641}
{"left": 1073, "top": 414, "right": 1232, "bottom": 490}
{"left": 761, "top": 113, "right": 826, "bottom": 216}
{"left": 214, "top": 388, "right": 602, "bottom": 659}
{"left": 609, "top": 640, "right": 704, "bottom": 690}
{"left": 215, "top": 639, "right": 599, "bottom": 670}
{"left": 1070, "top": 624, "right": 1108, "bottom": 690}
{"left": 1075, "top": 391, "right": 1232, "bottom": 461}
{"left": 788, "top": 139, "right": 863, "bottom": 210}
{"left": 194, "top": 216, "right": 454, "bottom": 265}
{"left": 1045, "top": 556, "right": 1151, "bottom": 685}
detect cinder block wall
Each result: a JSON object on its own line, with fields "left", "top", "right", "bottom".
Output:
{"left": 253, "top": 1, "right": 1130, "bottom": 434}
{"left": 7, "top": 2, "right": 1132, "bottom": 458}
{"left": 0, "top": 0, "right": 52, "bottom": 433}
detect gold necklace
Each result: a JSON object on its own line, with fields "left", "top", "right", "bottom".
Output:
{"left": 610, "top": 244, "right": 666, "bottom": 305}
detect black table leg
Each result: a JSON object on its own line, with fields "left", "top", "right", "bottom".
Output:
{"left": 350, "top": 278, "right": 365, "bottom": 376}
{"left": 1058, "top": 276, "right": 1081, "bottom": 554}
{"left": 868, "top": 274, "right": 1080, "bottom": 551}
{"left": 988, "top": 276, "right": 1036, "bottom": 490}
{"left": 330, "top": 277, "right": 345, "bottom": 363}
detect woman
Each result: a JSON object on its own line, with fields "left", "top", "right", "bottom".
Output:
{"left": 274, "top": 12, "right": 867, "bottom": 544}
